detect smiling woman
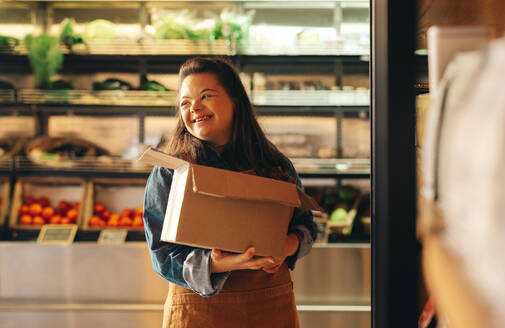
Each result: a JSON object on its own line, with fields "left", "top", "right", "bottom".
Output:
{"left": 179, "top": 73, "right": 235, "bottom": 148}
{"left": 142, "top": 57, "right": 317, "bottom": 328}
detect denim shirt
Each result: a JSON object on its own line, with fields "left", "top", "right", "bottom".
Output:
{"left": 142, "top": 146, "right": 316, "bottom": 297}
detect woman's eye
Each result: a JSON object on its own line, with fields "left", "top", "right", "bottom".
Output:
{"left": 202, "top": 94, "right": 213, "bottom": 100}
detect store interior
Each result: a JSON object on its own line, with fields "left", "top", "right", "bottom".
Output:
{"left": 0, "top": 1, "right": 372, "bottom": 327}
{"left": 1, "top": 0, "right": 505, "bottom": 327}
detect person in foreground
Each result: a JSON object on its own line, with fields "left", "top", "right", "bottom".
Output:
{"left": 143, "top": 57, "right": 317, "bottom": 328}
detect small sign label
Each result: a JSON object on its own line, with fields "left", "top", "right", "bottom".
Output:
{"left": 313, "top": 217, "right": 329, "bottom": 243}
{"left": 98, "top": 229, "right": 128, "bottom": 244}
{"left": 37, "top": 225, "right": 78, "bottom": 244}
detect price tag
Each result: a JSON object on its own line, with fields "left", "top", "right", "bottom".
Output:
{"left": 37, "top": 225, "right": 78, "bottom": 244}
{"left": 98, "top": 229, "right": 128, "bottom": 244}
{"left": 313, "top": 216, "right": 329, "bottom": 243}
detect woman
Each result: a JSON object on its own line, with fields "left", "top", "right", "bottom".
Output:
{"left": 143, "top": 57, "right": 316, "bottom": 327}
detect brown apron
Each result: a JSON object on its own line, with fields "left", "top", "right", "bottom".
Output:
{"left": 162, "top": 263, "right": 299, "bottom": 328}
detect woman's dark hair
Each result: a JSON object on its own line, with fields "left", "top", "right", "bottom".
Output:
{"left": 165, "top": 57, "right": 290, "bottom": 175}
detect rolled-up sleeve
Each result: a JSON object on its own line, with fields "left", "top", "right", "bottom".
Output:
{"left": 143, "top": 166, "right": 229, "bottom": 297}
{"left": 284, "top": 161, "right": 317, "bottom": 270}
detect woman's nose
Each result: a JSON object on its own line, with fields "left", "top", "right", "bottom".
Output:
{"left": 189, "top": 100, "right": 201, "bottom": 112}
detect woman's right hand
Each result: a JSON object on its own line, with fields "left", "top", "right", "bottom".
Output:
{"left": 210, "top": 247, "right": 276, "bottom": 273}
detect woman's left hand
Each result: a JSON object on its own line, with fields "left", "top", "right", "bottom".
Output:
{"left": 262, "top": 233, "right": 300, "bottom": 274}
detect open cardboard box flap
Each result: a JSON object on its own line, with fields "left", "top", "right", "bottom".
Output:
{"left": 138, "top": 147, "right": 187, "bottom": 169}
{"left": 190, "top": 164, "right": 301, "bottom": 208}
{"left": 138, "top": 147, "right": 322, "bottom": 211}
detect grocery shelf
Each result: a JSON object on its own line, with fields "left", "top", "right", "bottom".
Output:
{"left": 1, "top": 39, "right": 368, "bottom": 57}
{"left": 292, "top": 158, "right": 370, "bottom": 177}
{"left": 254, "top": 106, "right": 369, "bottom": 117}
{"left": 2, "top": 40, "right": 231, "bottom": 56}
{"left": 18, "top": 89, "right": 177, "bottom": 107}
{"left": 239, "top": 43, "right": 369, "bottom": 57}
{"left": 313, "top": 242, "right": 370, "bottom": 249}
{"left": 0, "top": 301, "right": 164, "bottom": 312}
{"left": 0, "top": 300, "right": 370, "bottom": 313}
{"left": 295, "top": 298, "right": 371, "bottom": 312}
{"left": 252, "top": 90, "right": 369, "bottom": 107}
{"left": 13, "top": 157, "right": 150, "bottom": 178}
{"left": 0, "top": 90, "right": 16, "bottom": 104}
{"left": 5, "top": 156, "right": 370, "bottom": 179}
{"left": 0, "top": 158, "right": 13, "bottom": 173}
{"left": 4, "top": 89, "right": 370, "bottom": 111}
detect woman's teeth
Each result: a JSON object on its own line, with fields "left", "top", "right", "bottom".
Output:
{"left": 194, "top": 115, "right": 211, "bottom": 123}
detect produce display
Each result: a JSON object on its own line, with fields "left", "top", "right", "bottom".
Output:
{"left": 24, "top": 34, "right": 64, "bottom": 90}
{"left": 152, "top": 8, "right": 254, "bottom": 41}
{"left": 88, "top": 202, "right": 143, "bottom": 228}
{"left": 306, "top": 185, "right": 361, "bottom": 235}
{"left": 139, "top": 75, "right": 169, "bottom": 92}
{"left": 60, "top": 18, "right": 84, "bottom": 51}
{"left": 0, "top": 35, "right": 19, "bottom": 53}
{"left": 82, "top": 19, "right": 116, "bottom": 43}
{"left": 328, "top": 186, "right": 359, "bottom": 223}
{"left": 0, "top": 137, "right": 27, "bottom": 159}
{"left": 93, "top": 78, "right": 133, "bottom": 91}
{"left": 18, "top": 196, "right": 79, "bottom": 226}
{"left": 25, "top": 136, "right": 110, "bottom": 168}
{"left": 265, "top": 80, "right": 329, "bottom": 91}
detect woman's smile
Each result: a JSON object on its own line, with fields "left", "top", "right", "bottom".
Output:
{"left": 192, "top": 114, "right": 213, "bottom": 123}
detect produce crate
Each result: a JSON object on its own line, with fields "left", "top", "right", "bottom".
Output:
{"left": 81, "top": 178, "right": 147, "bottom": 231}
{"left": 9, "top": 177, "right": 87, "bottom": 231}
{"left": 0, "top": 178, "right": 10, "bottom": 227}
{"left": 327, "top": 193, "right": 362, "bottom": 235}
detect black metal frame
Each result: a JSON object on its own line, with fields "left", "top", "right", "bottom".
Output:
{"left": 371, "top": 0, "right": 417, "bottom": 327}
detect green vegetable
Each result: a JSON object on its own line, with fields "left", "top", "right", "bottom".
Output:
{"left": 215, "top": 9, "right": 254, "bottom": 41}
{"left": 46, "top": 79, "right": 74, "bottom": 90}
{"left": 184, "top": 27, "right": 213, "bottom": 41}
{"left": 139, "top": 75, "right": 168, "bottom": 91}
{"left": 93, "top": 78, "right": 132, "bottom": 91}
{"left": 60, "top": 18, "right": 84, "bottom": 50}
{"left": 0, "top": 35, "right": 19, "bottom": 53}
{"left": 154, "top": 18, "right": 187, "bottom": 40}
{"left": 24, "top": 34, "right": 64, "bottom": 89}
{"left": 330, "top": 208, "right": 348, "bottom": 222}
{"left": 83, "top": 19, "right": 116, "bottom": 42}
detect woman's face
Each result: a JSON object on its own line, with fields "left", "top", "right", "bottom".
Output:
{"left": 179, "top": 73, "right": 235, "bottom": 147}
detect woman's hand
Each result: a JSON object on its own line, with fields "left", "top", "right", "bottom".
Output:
{"left": 262, "top": 233, "right": 300, "bottom": 274}
{"left": 211, "top": 247, "right": 276, "bottom": 273}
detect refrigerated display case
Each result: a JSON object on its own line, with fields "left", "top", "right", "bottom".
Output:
{"left": 0, "top": 1, "right": 371, "bottom": 327}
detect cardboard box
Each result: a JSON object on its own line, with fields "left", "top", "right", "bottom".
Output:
{"left": 139, "top": 147, "right": 321, "bottom": 259}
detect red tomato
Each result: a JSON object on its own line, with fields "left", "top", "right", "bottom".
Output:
{"left": 29, "top": 203, "right": 43, "bottom": 216}
{"left": 19, "top": 214, "right": 32, "bottom": 225}
{"left": 32, "top": 216, "right": 45, "bottom": 225}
